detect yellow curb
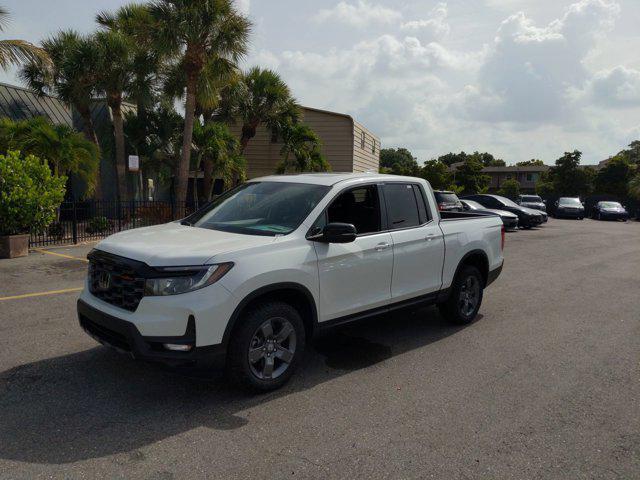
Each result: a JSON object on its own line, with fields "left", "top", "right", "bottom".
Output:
{"left": 0, "top": 287, "right": 83, "bottom": 301}
{"left": 32, "top": 248, "right": 89, "bottom": 263}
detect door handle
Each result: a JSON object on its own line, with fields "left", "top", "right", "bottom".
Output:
{"left": 425, "top": 234, "right": 436, "bottom": 241}
{"left": 375, "top": 242, "right": 390, "bottom": 251}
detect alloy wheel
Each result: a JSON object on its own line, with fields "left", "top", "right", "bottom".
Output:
{"left": 248, "top": 317, "right": 297, "bottom": 380}
{"left": 458, "top": 275, "right": 480, "bottom": 317}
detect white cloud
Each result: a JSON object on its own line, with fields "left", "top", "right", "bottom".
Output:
{"left": 578, "top": 66, "right": 640, "bottom": 107}
{"left": 315, "top": 0, "right": 402, "bottom": 28}
{"left": 458, "top": 0, "right": 621, "bottom": 123}
{"left": 401, "top": 2, "right": 450, "bottom": 41}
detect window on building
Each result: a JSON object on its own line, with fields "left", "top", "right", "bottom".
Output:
{"left": 526, "top": 173, "right": 533, "bottom": 182}
{"left": 371, "top": 139, "right": 376, "bottom": 154}
{"left": 270, "top": 129, "right": 278, "bottom": 143}
{"left": 361, "top": 131, "right": 365, "bottom": 149}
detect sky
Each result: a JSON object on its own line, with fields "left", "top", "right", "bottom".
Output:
{"left": 2, "top": 0, "right": 640, "bottom": 165}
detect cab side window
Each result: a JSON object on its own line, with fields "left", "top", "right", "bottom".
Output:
{"left": 326, "top": 185, "right": 382, "bottom": 235}
{"left": 383, "top": 183, "right": 421, "bottom": 229}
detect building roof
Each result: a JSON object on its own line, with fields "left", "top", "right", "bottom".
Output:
{"left": 0, "top": 82, "right": 72, "bottom": 126}
{"left": 481, "top": 165, "right": 550, "bottom": 173}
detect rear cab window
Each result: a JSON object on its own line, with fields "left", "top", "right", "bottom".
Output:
{"left": 383, "top": 183, "right": 426, "bottom": 230}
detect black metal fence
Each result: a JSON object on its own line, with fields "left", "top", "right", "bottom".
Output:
{"left": 30, "top": 201, "right": 195, "bottom": 247}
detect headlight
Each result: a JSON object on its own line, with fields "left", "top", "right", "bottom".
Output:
{"left": 144, "top": 263, "right": 234, "bottom": 296}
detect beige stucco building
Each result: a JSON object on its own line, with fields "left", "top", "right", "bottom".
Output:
{"left": 231, "top": 106, "right": 380, "bottom": 179}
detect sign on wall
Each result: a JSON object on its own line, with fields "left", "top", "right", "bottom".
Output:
{"left": 128, "top": 155, "right": 140, "bottom": 172}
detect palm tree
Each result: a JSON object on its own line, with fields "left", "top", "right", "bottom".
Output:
{"left": 0, "top": 116, "right": 99, "bottom": 196}
{"left": 222, "top": 67, "right": 299, "bottom": 154}
{"left": 20, "top": 31, "right": 102, "bottom": 197}
{"left": 93, "top": 29, "right": 134, "bottom": 201}
{"left": 192, "top": 120, "right": 244, "bottom": 204}
{"left": 277, "top": 123, "right": 330, "bottom": 174}
{"left": 0, "top": 6, "right": 49, "bottom": 70}
{"left": 97, "top": 4, "right": 164, "bottom": 124}
{"left": 148, "top": 0, "right": 251, "bottom": 204}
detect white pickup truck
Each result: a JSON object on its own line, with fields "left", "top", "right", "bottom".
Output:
{"left": 78, "top": 173, "right": 504, "bottom": 391}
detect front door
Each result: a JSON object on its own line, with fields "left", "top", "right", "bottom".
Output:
{"left": 313, "top": 184, "right": 393, "bottom": 321}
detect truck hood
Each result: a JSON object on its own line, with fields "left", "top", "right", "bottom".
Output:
{"left": 95, "top": 222, "right": 278, "bottom": 267}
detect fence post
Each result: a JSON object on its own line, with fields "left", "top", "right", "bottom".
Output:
{"left": 72, "top": 201, "right": 78, "bottom": 244}
{"left": 131, "top": 200, "right": 136, "bottom": 229}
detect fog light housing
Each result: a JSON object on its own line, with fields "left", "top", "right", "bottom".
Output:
{"left": 163, "top": 343, "right": 193, "bottom": 352}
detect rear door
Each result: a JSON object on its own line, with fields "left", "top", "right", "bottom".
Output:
{"left": 383, "top": 183, "right": 445, "bottom": 302}
{"left": 313, "top": 184, "right": 394, "bottom": 321}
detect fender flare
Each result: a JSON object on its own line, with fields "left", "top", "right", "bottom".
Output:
{"left": 221, "top": 282, "right": 318, "bottom": 348}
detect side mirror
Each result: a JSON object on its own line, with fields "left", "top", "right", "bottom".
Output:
{"left": 319, "top": 222, "right": 357, "bottom": 243}
{"left": 554, "top": 201, "right": 559, "bottom": 206}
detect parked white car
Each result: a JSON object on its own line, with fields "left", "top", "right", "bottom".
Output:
{"left": 78, "top": 173, "right": 504, "bottom": 391}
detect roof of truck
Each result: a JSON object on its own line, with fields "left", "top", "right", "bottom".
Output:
{"left": 251, "top": 172, "right": 422, "bottom": 186}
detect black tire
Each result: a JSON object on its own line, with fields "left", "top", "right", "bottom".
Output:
{"left": 226, "top": 301, "right": 305, "bottom": 392}
{"left": 438, "top": 265, "right": 484, "bottom": 325}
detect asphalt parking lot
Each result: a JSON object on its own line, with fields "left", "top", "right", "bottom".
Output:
{"left": 1, "top": 219, "right": 639, "bottom": 480}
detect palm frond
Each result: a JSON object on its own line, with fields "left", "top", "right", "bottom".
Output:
{"left": 0, "top": 39, "right": 49, "bottom": 70}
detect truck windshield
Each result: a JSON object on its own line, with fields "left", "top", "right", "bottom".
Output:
{"left": 187, "top": 182, "right": 330, "bottom": 236}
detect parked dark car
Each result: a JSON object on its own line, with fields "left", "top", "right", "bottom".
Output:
{"left": 460, "top": 199, "right": 519, "bottom": 230}
{"left": 517, "top": 194, "right": 546, "bottom": 212}
{"left": 434, "top": 190, "right": 464, "bottom": 212}
{"left": 591, "top": 201, "right": 629, "bottom": 221}
{"left": 554, "top": 197, "right": 585, "bottom": 219}
{"left": 462, "top": 194, "right": 544, "bottom": 229}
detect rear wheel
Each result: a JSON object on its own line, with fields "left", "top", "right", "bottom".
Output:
{"left": 227, "top": 301, "right": 305, "bottom": 392}
{"left": 439, "top": 265, "right": 484, "bottom": 325}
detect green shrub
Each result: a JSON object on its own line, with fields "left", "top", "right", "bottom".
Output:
{"left": 85, "top": 216, "right": 112, "bottom": 234}
{"left": 498, "top": 179, "right": 521, "bottom": 199}
{"left": 0, "top": 151, "right": 66, "bottom": 236}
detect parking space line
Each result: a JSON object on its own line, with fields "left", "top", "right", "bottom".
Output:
{"left": 0, "top": 287, "right": 83, "bottom": 302}
{"left": 32, "top": 248, "right": 89, "bottom": 263}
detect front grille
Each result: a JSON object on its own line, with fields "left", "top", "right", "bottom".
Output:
{"left": 88, "top": 251, "right": 146, "bottom": 312}
{"left": 79, "top": 314, "right": 131, "bottom": 351}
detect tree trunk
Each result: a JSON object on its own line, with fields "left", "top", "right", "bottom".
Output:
{"left": 240, "top": 122, "right": 258, "bottom": 154}
{"left": 110, "top": 97, "right": 128, "bottom": 202}
{"left": 203, "top": 156, "right": 213, "bottom": 201}
{"left": 77, "top": 106, "right": 102, "bottom": 200}
{"left": 176, "top": 75, "right": 198, "bottom": 205}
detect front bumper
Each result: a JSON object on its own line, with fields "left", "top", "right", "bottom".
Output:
{"left": 556, "top": 209, "right": 584, "bottom": 218}
{"left": 502, "top": 217, "right": 519, "bottom": 230}
{"left": 78, "top": 299, "right": 225, "bottom": 367}
{"left": 599, "top": 211, "right": 629, "bottom": 220}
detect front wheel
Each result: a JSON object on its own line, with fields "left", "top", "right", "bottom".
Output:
{"left": 439, "top": 265, "right": 484, "bottom": 325}
{"left": 226, "top": 301, "right": 305, "bottom": 392}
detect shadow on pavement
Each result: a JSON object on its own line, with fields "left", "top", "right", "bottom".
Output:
{"left": 0, "top": 306, "right": 467, "bottom": 465}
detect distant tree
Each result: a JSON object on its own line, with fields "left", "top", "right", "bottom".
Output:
{"left": 437, "top": 151, "right": 467, "bottom": 167}
{"left": 454, "top": 158, "right": 490, "bottom": 194}
{"left": 437, "top": 151, "right": 504, "bottom": 168}
{"left": 594, "top": 155, "right": 636, "bottom": 196}
{"left": 419, "top": 159, "right": 452, "bottom": 190}
{"left": 549, "top": 150, "right": 594, "bottom": 197}
{"left": 535, "top": 180, "right": 555, "bottom": 197}
{"left": 498, "top": 179, "right": 520, "bottom": 199}
{"left": 380, "top": 147, "right": 419, "bottom": 175}
{"left": 517, "top": 159, "right": 545, "bottom": 167}
{"left": 629, "top": 174, "right": 640, "bottom": 200}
